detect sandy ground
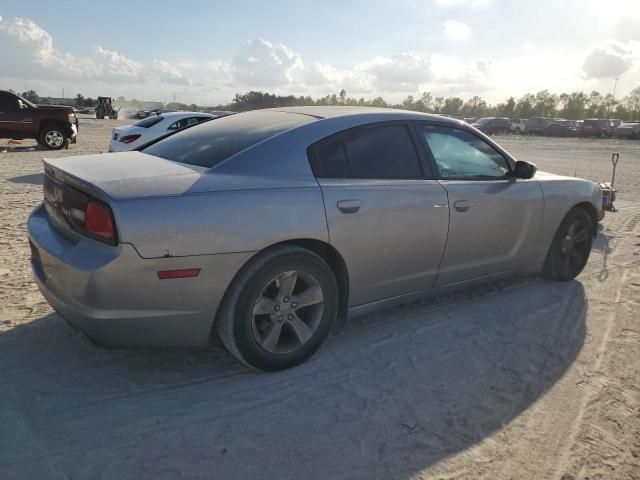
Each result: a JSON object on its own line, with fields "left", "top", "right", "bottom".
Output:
{"left": 0, "top": 117, "right": 639, "bottom": 480}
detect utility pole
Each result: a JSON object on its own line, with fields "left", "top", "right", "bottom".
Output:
{"left": 62, "top": 88, "right": 65, "bottom": 100}
{"left": 612, "top": 78, "right": 619, "bottom": 98}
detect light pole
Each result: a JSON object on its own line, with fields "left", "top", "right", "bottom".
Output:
{"left": 613, "top": 78, "right": 619, "bottom": 98}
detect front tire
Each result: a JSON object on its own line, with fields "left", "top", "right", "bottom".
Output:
{"left": 40, "top": 126, "right": 68, "bottom": 150}
{"left": 543, "top": 208, "right": 593, "bottom": 281}
{"left": 216, "top": 245, "right": 339, "bottom": 371}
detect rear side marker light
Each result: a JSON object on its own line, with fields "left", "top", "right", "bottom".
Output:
{"left": 157, "top": 269, "right": 201, "bottom": 280}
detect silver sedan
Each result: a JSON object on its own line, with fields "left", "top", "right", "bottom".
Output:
{"left": 28, "top": 107, "right": 603, "bottom": 371}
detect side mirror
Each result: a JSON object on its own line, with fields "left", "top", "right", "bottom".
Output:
{"left": 514, "top": 160, "right": 537, "bottom": 179}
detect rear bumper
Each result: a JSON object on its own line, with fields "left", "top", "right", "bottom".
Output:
{"left": 28, "top": 204, "right": 252, "bottom": 347}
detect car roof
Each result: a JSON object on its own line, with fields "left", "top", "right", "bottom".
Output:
{"left": 264, "top": 106, "right": 460, "bottom": 125}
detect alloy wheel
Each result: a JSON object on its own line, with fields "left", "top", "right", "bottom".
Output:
{"left": 45, "top": 130, "right": 64, "bottom": 148}
{"left": 251, "top": 269, "right": 324, "bottom": 354}
{"left": 559, "top": 219, "right": 590, "bottom": 274}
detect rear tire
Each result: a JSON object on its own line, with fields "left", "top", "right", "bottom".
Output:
{"left": 542, "top": 208, "right": 593, "bottom": 281}
{"left": 216, "top": 245, "right": 339, "bottom": 371}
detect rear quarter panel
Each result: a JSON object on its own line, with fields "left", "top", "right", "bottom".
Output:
{"left": 115, "top": 187, "right": 329, "bottom": 258}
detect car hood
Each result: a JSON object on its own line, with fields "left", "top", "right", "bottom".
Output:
{"left": 35, "top": 104, "right": 75, "bottom": 113}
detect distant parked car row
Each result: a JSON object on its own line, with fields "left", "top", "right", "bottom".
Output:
{"left": 464, "top": 116, "right": 638, "bottom": 139}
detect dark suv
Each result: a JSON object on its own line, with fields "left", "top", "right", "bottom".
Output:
{"left": 542, "top": 120, "right": 579, "bottom": 137}
{"left": 581, "top": 118, "right": 619, "bottom": 138}
{"left": 471, "top": 117, "right": 511, "bottom": 135}
{"left": 0, "top": 90, "right": 78, "bottom": 149}
{"left": 525, "top": 117, "right": 554, "bottom": 135}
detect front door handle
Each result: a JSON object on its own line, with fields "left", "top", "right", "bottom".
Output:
{"left": 454, "top": 200, "right": 473, "bottom": 212}
{"left": 337, "top": 199, "right": 361, "bottom": 214}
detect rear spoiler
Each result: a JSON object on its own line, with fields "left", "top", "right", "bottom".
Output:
{"left": 42, "top": 158, "right": 113, "bottom": 206}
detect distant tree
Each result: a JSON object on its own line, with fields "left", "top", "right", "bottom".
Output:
{"left": 370, "top": 96, "right": 387, "bottom": 107}
{"left": 533, "top": 90, "right": 557, "bottom": 117}
{"left": 339, "top": 89, "right": 347, "bottom": 104}
{"left": 562, "top": 91, "right": 589, "bottom": 119}
{"left": 417, "top": 91, "right": 433, "bottom": 112}
{"left": 515, "top": 93, "right": 535, "bottom": 118}
{"left": 432, "top": 96, "right": 445, "bottom": 113}
{"left": 442, "top": 97, "right": 464, "bottom": 116}
{"left": 623, "top": 87, "right": 640, "bottom": 120}
{"left": 402, "top": 95, "right": 416, "bottom": 110}
{"left": 462, "top": 95, "right": 487, "bottom": 116}
{"left": 20, "top": 90, "right": 39, "bottom": 103}
{"left": 496, "top": 96, "right": 515, "bottom": 117}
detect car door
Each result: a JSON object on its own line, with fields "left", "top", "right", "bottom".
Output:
{"left": 0, "top": 91, "right": 32, "bottom": 139}
{"left": 308, "top": 122, "right": 450, "bottom": 307}
{"left": 416, "top": 124, "right": 543, "bottom": 286}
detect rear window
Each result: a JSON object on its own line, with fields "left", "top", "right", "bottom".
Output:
{"left": 135, "top": 116, "right": 164, "bottom": 128}
{"left": 142, "top": 110, "right": 315, "bottom": 168}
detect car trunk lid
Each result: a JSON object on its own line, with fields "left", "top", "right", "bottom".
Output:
{"left": 43, "top": 152, "right": 206, "bottom": 201}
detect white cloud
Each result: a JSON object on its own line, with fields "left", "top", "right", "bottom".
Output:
{"left": 356, "top": 53, "right": 432, "bottom": 92}
{"left": 1, "top": 11, "right": 640, "bottom": 106}
{"left": 434, "top": 0, "right": 491, "bottom": 7}
{"left": 231, "top": 39, "right": 303, "bottom": 87}
{"left": 582, "top": 42, "right": 635, "bottom": 79}
{"left": 443, "top": 20, "right": 471, "bottom": 41}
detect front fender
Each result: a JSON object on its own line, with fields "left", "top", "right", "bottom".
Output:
{"left": 534, "top": 173, "right": 602, "bottom": 264}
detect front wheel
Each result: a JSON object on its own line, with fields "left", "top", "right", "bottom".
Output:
{"left": 216, "top": 245, "right": 339, "bottom": 371}
{"left": 543, "top": 208, "right": 593, "bottom": 281}
{"left": 40, "top": 126, "right": 68, "bottom": 150}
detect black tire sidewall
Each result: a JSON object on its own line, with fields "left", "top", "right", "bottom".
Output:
{"left": 231, "top": 251, "right": 338, "bottom": 371}
{"left": 545, "top": 208, "right": 593, "bottom": 281}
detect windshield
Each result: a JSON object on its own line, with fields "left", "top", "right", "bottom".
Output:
{"left": 142, "top": 110, "right": 316, "bottom": 168}
{"left": 16, "top": 93, "right": 36, "bottom": 108}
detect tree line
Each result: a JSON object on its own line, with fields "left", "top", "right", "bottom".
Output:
{"left": 17, "top": 87, "right": 640, "bottom": 121}
{"left": 225, "top": 88, "right": 640, "bottom": 121}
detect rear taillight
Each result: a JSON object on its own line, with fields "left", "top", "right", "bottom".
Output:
{"left": 44, "top": 174, "right": 117, "bottom": 244}
{"left": 85, "top": 201, "right": 115, "bottom": 241}
{"left": 119, "top": 134, "right": 141, "bottom": 144}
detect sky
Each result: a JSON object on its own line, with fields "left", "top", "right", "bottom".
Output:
{"left": 1, "top": 0, "right": 639, "bottom": 106}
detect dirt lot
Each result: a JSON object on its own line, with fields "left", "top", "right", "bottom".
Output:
{"left": 1, "top": 117, "right": 639, "bottom": 480}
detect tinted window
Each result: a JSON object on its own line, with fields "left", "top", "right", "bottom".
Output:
{"left": 143, "top": 110, "right": 315, "bottom": 168}
{"left": 311, "top": 124, "right": 422, "bottom": 179}
{"left": 168, "top": 117, "right": 206, "bottom": 130}
{"left": 0, "top": 92, "right": 18, "bottom": 112}
{"left": 135, "top": 116, "right": 164, "bottom": 128}
{"left": 421, "top": 126, "right": 510, "bottom": 179}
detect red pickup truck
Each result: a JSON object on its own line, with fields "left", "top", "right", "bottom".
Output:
{"left": 0, "top": 90, "right": 78, "bottom": 150}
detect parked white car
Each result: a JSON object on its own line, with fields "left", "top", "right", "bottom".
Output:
{"left": 109, "top": 111, "right": 218, "bottom": 152}
{"left": 510, "top": 118, "right": 527, "bottom": 134}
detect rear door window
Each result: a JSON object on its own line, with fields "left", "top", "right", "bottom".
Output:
{"left": 309, "top": 124, "right": 422, "bottom": 179}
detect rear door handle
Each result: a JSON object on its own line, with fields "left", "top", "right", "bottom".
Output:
{"left": 337, "top": 199, "right": 361, "bottom": 214}
{"left": 454, "top": 200, "right": 473, "bottom": 212}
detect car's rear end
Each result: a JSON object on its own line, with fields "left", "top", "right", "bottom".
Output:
{"left": 27, "top": 156, "right": 249, "bottom": 347}
{"left": 109, "top": 125, "right": 149, "bottom": 152}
